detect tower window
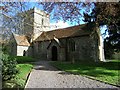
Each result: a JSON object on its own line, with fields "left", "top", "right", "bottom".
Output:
{"left": 42, "top": 18, "right": 44, "bottom": 25}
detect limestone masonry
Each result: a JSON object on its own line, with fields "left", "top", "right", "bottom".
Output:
{"left": 9, "top": 8, "right": 105, "bottom": 62}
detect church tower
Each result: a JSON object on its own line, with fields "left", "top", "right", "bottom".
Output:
{"left": 23, "top": 8, "right": 50, "bottom": 41}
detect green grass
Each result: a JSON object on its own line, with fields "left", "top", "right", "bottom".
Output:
{"left": 13, "top": 56, "right": 35, "bottom": 63}
{"left": 3, "top": 64, "right": 33, "bottom": 88}
{"left": 15, "top": 64, "right": 33, "bottom": 88}
{"left": 51, "top": 60, "right": 120, "bottom": 86}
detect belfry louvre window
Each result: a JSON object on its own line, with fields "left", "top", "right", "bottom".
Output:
{"left": 69, "top": 40, "right": 75, "bottom": 51}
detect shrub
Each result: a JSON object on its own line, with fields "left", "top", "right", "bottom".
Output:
{"left": 2, "top": 54, "right": 18, "bottom": 81}
{"left": 14, "top": 56, "right": 35, "bottom": 63}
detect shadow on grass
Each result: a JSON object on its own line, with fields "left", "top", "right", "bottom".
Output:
{"left": 68, "top": 68, "right": 116, "bottom": 77}
{"left": 74, "top": 61, "right": 120, "bottom": 70}
{"left": 52, "top": 61, "right": 119, "bottom": 77}
{"left": 100, "top": 62, "right": 120, "bottom": 70}
{"left": 51, "top": 61, "right": 120, "bottom": 86}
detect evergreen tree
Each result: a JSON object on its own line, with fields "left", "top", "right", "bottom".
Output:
{"left": 83, "top": 2, "right": 120, "bottom": 59}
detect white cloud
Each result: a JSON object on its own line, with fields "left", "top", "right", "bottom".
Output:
{"left": 50, "top": 21, "right": 70, "bottom": 30}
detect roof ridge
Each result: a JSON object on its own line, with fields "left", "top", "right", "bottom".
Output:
{"left": 13, "top": 34, "right": 30, "bottom": 46}
{"left": 35, "top": 23, "right": 90, "bottom": 42}
{"left": 48, "top": 24, "right": 86, "bottom": 33}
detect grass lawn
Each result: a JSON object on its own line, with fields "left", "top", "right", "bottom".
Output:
{"left": 15, "top": 64, "right": 33, "bottom": 88}
{"left": 51, "top": 60, "right": 120, "bottom": 86}
{"left": 3, "top": 64, "right": 33, "bottom": 88}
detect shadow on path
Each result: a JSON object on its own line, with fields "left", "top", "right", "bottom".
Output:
{"left": 25, "top": 61, "right": 118, "bottom": 88}
{"left": 32, "top": 61, "right": 59, "bottom": 71}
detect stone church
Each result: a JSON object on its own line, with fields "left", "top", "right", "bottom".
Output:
{"left": 10, "top": 8, "right": 105, "bottom": 62}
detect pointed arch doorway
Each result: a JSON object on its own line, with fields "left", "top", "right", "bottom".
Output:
{"left": 52, "top": 46, "right": 58, "bottom": 61}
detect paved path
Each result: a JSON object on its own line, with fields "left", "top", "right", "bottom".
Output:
{"left": 25, "top": 61, "right": 118, "bottom": 89}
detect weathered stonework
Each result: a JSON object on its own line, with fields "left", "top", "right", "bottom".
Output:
{"left": 33, "top": 35, "right": 100, "bottom": 62}
{"left": 9, "top": 8, "right": 105, "bottom": 62}
{"left": 23, "top": 8, "right": 50, "bottom": 41}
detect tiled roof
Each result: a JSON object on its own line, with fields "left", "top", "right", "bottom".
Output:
{"left": 35, "top": 24, "right": 91, "bottom": 41}
{"left": 13, "top": 34, "right": 30, "bottom": 46}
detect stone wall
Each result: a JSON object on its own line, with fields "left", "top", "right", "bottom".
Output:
{"left": 33, "top": 8, "right": 50, "bottom": 40}
{"left": 47, "top": 39, "right": 66, "bottom": 61}
{"left": 33, "top": 35, "right": 99, "bottom": 62}
{"left": 33, "top": 41, "right": 50, "bottom": 60}
{"left": 27, "top": 46, "right": 34, "bottom": 57}
{"left": 67, "top": 35, "right": 98, "bottom": 62}
{"left": 33, "top": 39, "right": 66, "bottom": 61}
{"left": 23, "top": 8, "right": 50, "bottom": 41}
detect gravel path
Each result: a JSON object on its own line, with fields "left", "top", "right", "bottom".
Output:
{"left": 25, "top": 61, "right": 119, "bottom": 89}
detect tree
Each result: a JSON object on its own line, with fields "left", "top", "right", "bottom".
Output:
{"left": 1, "top": 2, "right": 93, "bottom": 40}
{"left": 1, "top": 2, "right": 119, "bottom": 57}
{"left": 40, "top": 2, "right": 92, "bottom": 22}
{"left": 1, "top": 2, "right": 28, "bottom": 38}
{"left": 83, "top": 2, "right": 120, "bottom": 59}
{"left": 2, "top": 2, "right": 119, "bottom": 32}
{"left": 2, "top": 54, "right": 18, "bottom": 81}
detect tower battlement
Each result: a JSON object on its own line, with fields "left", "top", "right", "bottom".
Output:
{"left": 23, "top": 7, "right": 50, "bottom": 41}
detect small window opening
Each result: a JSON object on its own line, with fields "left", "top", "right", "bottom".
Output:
{"left": 42, "top": 18, "right": 44, "bottom": 25}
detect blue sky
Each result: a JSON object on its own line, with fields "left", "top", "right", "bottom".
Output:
{"left": 26, "top": 2, "right": 85, "bottom": 25}
{"left": 1, "top": 2, "right": 108, "bottom": 38}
